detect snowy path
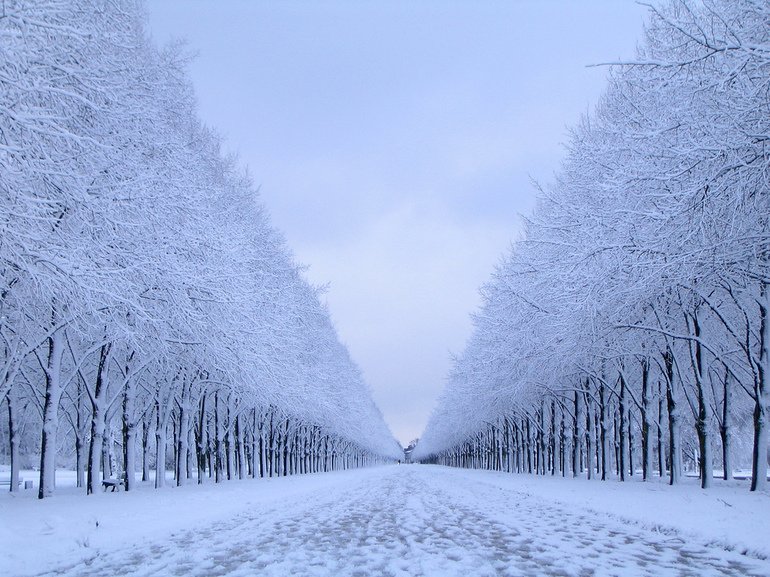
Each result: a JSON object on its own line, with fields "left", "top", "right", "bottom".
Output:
{"left": 15, "top": 466, "right": 770, "bottom": 577}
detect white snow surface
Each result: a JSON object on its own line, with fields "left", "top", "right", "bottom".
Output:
{"left": 1, "top": 465, "right": 769, "bottom": 576}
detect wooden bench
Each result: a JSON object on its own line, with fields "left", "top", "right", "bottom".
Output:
{"left": 102, "top": 474, "right": 126, "bottom": 492}
{"left": 0, "top": 475, "right": 24, "bottom": 489}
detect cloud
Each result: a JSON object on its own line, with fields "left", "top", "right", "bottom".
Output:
{"left": 147, "top": 0, "right": 647, "bottom": 447}
{"left": 295, "top": 200, "right": 516, "bottom": 443}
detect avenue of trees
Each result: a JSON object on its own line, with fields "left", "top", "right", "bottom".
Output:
{"left": 414, "top": 0, "right": 770, "bottom": 491}
{"left": 0, "top": 0, "right": 400, "bottom": 498}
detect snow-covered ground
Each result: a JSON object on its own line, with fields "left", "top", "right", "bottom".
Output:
{"left": 1, "top": 465, "right": 769, "bottom": 576}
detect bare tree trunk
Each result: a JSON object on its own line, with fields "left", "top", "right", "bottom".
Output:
{"left": 585, "top": 385, "right": 594, "bottom": 480}
{"left": 572, "top": 390, "right": 580, "bottom": 477}
{"left": 537, "top": 410, "right": 544, "bottom": 474}
{"left": 665, "top": 347, "right": 682, "bottom": 485}
{"left": 628, "top": 403, "right": 635, "bottom": 478}
{"left": 123, "top": 376, "right": 137, "bottom": 491}
{"left": 176, "top": 376, "right": 195, "bottom": 487}
{"left": 176, "top": 399, "right": 189, "bottom": 487}
{"left": 259, "top": 413, "right": 267, "bottom": 478}
{"left": 256, "top": 414, "right": 263, "bottom": 477}
{"left": 87, "top": 342, "right": 111, "bottom": 495}
{"left": 613, "top": 408, "right": 619, "bottom": 475}
{"left": 559, "top": 411, "right": 566, "bottom": 476}
{"left": 154, "top": 396, "right": 172, "bottom": 489}
{"left": 691, "top": 310, "right": 713, "bottom": 489}
{"left": 214, "top": 391, "right": 223, "bottom": 483}
{"left": 599, "top": 380, "right": 608, "bottom": 480}
{"left": 142, "top": 410, "right": 153, "bottom": 482}
{"left": 105, "top": 425, "right": 117, "bottom": 478}
{"left": 657, "top": 378, "right": 665, "bottom": 478}
{"left": 751, "top": 282, "right": 769, "bottom": 492}
{"left": 75, "top": 378, "right": 86, "bottom": 488}
{"left": 282, "top": 418, "right": 290, "bottom": 476}
{"left": 619, "top": 373, "right": 627, "bottom": 482}
{"left": 196, "top": 392, "right": 207, "bottom": 484}
{"left": 641, "top": 358, "right": 653, "bottom": 481}
{"left": 271, "top": 413, "right": 279, "bottom": 476}
{"left": 237, "top": 413, "right": 246, "bottom": 479}
{"left": 721, "top": 367, "right": 733, "bottom": 481}
{"left": 7, "top": 394, "right": 20, "bottom": 492}
{"left": 550, "top": 400, "right": 557, "bottom": 475}
{"left": 525, "top": 417, "right": 533, "bottom": 474}
{"left": 38, "top": 325, "right": 65, "bottom": 499}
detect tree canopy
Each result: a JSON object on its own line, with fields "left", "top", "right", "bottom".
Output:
{"left": 0, "top": 0, "right": 400, "bottom": 498}
{"left": 415, "top": 0, "right": 770, "bottom": 491}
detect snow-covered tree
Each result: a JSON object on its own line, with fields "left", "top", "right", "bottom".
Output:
{"left": 416, "top": 0, "right": 769, "bottom": 492}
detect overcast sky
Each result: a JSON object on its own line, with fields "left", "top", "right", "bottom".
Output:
{"left": 147, "top": 0, "right": 647, "bottom": 446}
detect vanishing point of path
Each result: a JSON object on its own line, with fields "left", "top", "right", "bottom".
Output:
{"left": 36, "top": 467, "right": 770, "bottom": 577}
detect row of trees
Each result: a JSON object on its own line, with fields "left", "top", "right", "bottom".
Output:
{"left": 414, "top": 0, "right": 769, "bottom": 491}
{"left": 0, "top": 0, "right": 400, "bottom": 498}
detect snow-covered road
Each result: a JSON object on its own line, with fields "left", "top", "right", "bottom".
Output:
{"left": 22, "top": 466, "right": 769, "bottom": 577}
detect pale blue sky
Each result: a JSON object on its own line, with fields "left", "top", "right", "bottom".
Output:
{"left": 147, "top": 0, "right": 647, "bottom": 445}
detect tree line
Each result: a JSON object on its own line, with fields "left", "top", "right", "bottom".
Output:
{"left": 0, "top": 0, "right": 400, "bottom": 498}
{"left": 414, "top": 0, "right": 770, "bottom": 492}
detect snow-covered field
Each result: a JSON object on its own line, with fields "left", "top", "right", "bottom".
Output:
{"left": 2, "top": 465, "right": 769, "bottom": 576}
